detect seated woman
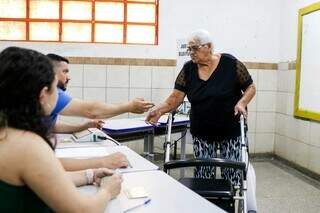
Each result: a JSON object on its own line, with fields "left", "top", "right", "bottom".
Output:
{"left": 0, "top": 46, "right": 122, "bottom": 212}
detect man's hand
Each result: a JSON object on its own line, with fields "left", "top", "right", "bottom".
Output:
{"left": 145, "top": 109, "right": 162, "bottom": 125}
{"left": 101, "top": 152, "right": 129, "bottom": 169}
{"left": 234, "top": 101, "right": 247, "bottom": 118}
{"left": 86, "top": 119, "right": 105, "bottom": 129}
{"left": 129, "top": 98, "right": 154, "bottom": 114}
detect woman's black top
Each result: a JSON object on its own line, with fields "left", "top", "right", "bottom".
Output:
{"left": 0, "top": 179, "right": 51, "bottom": 213}
{"left": 174, "top": 53, "right": 253, "bottom": 140}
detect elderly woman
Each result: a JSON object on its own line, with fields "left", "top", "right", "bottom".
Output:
{"left": 146, "top": 29, "right": 256, "bottom": 210}
{"left": 0, "top": 47, "right": 122, "bottom": 212}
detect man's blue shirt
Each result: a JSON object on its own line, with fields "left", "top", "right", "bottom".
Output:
{"left": 50, "top": 88, "right": 72, "bottom": 124}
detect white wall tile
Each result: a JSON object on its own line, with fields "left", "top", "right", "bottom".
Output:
{"left": 309, "top": 121, "right": 320, "bottom": 147}
{"left": 285, "top": 137, "right": 297, "bottom": 163}
{"left": 248, "top": 95, "right": 257, "bottom": 112}
{"left": 107, "top": 65, "right": 129, "bottom": 87}
{"left": 296, "top": 118, "right": 310, "bottom": 144}
{"left": 152, "top": 89, "right": 172, "bottom": 105}
{"left": 276, "top": 92, "right": 287, "bottom": 114}
{"left": 129, "top": 88, "right": 152, "bottom": 102}
{"left": 248, "top": 69, "right": 258, "bottom": 85}
{"left": 152, "top": 66, "right": 175, "bottom": 88}
{"left": 67, "top": 87, "right": 82, "bottom": 99}
{"left": 308, "top": 146, "right": 320, "bottom": 175}
{"left": 285, "top": 116, "right": 298, "bottom": 140}
{"left": 83, "top": 88, "right": 106, "bottom": 102}
{"left": 130, "top": 66, "right": 152, "bottom": 88}
{"left": 293, "top": 141, "right": 309, "bottom": 169}
{"left": 248, "top": 112, "right": 256, "bottom": 133}
{"left": 83, "top": 65, "right": 107, "bottom": 87}
{"left": 257, "top": 70, "right": 277, "bottom": 91}
{"left": 257, "top": 91, "right": 276, "bottom": 112}
{"left": 274, "top": 134, "right": 286, "bottom": 157}
{"left": 106, "top": 88, "right": 129, "bottom": 104}
{"left": 255, "top": 133, "right": 274, "bottom": 153}
{"left": 248, "top": 133, "right": 255, "bottom": 153}
{"left": 68, "top": 64, "right": 83, "bottom": 87}
{"left": 286, "top": 93, "right": 294, "bottom": 115}
{"left": 277, "top": 71, "right": 290, "bottom": 92}
{"left": 275, "top": 113, "right": 286, "bottom": 135}
{"left": 288, "top": 70, "right": 296, "bottom": 93}
{"left": 256, "top": 112, "right": 275, "bottom": 133}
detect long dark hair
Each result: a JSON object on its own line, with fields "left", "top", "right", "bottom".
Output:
{"left": 0, "top": 47, "right": 55, "bottom": 149}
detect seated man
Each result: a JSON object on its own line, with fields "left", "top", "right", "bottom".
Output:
{"left": 47, "top": 53, "right": 154, "bottom": 171}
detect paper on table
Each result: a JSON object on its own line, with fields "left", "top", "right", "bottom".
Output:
{"left": 125, "top": 187, "right": 148, "bottom": 199}
{"left": 55, "top": 147, "right": 110, "bottom": 159}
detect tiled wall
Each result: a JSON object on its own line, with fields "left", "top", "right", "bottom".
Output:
{"left": 275, "top": 63, "right": 320, "bottom": 175}
{"left": 247, "top": 69, "right": 277, "bottom": 154}
{"left": 60, "top": 64, "right": 175, "bottom": 122}
{"left": 59, "top": 60, "right": 279, "bottom": 155}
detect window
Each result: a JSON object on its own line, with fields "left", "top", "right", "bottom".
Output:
{"left": 0, "top": 0, "right": 158, "bottom": 44}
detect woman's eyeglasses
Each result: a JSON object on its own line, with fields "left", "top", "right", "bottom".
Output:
{"left": 186, "top": 44, "right": 206, "bottom": 53}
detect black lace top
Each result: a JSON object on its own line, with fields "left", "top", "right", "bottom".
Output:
{"left": 174, "top": 53, "right": 253, "bottom": 140}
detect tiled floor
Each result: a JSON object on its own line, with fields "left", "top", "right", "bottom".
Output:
{"left": 150, "top": 155, "right": 320, "bottom": 213}
{"left": 254, "top": 160, "right": 320, "bottom": 213}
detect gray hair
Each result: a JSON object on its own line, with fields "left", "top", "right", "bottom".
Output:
{"left": 187, "top": 29, "right": 213, "bottom": 45}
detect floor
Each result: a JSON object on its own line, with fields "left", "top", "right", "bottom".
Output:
{"left": 254, "top": 159, "right": 320, "bottom": 213}
{"left": 150, "top": 155, "right": 320, "bottom": 213}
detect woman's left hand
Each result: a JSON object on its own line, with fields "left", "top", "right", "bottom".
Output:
{"left": 93, "top": 168, "right": 114, "bottom": 186}
{"left": 86, "top": 120, "right": 105, "bottom": 129}
{"left": 234, "top": 101, "right": 247, "bottom": 118}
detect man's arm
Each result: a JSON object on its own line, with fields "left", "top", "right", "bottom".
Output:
{"left": 60, "top": 98, "right": 154, "bottom": 119}
{"left": 59, "top": 152, "right": 129, "bottom": 171}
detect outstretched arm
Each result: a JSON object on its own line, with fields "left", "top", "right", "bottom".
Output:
{"left": 146, "top": 89, "right": 185, "bottom": 125}
{"left": 60, "top": 98, "right": 154, "bottom": 119}
{"left": 53, "top": 120, "right": 104, "bottom": 133}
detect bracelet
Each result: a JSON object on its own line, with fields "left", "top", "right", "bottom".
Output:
{"left": 85, "top": 169, "right": 94, "bottom": 185}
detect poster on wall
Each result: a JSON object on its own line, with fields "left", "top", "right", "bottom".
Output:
{"left": 176, "top": 38, "right": 189, "bottom": 76}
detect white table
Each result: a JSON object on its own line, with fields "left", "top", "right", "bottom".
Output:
{"left": 78, "top": 170, "right": 225, "bottom": 213}
{"left": 102, "top": 114, "right": 190, "bottom": 159}
{"left": 55, "top": 146, "right": 159, "bottom": 173}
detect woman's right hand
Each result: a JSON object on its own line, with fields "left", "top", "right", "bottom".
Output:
{"left": 101, "top": 174, "right": 123, "bottom": 199}
{"left": 145, "top": 109, "right": 162, "bottom": 125}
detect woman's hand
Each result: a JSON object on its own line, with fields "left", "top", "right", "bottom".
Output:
{"left": 92, "top": 168, "right": 114, "bottom": 186}
{"left": 234, "top": 101, "right": 247, "bottom": 118}
{"left": 145, "top": 109, "right": 162, "bottom": 125}
{"left": 100, "top": 152, "right": 129, "bottom": 169}
{"left": 100, "top": 173, "right": 123, "bottom": 199}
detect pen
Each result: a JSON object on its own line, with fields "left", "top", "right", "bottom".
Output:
{"left": 122, "top": 199, "right": 151, "bottom": 213}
